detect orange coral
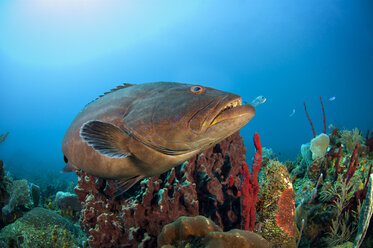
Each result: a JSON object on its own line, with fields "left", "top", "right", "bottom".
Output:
{"left": 276, "top": 188, "right": 297, "bottom": 237}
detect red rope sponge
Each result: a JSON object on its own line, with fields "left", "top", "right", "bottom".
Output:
{"left": 240, "top": 133, "right": 262, "bottom": 231}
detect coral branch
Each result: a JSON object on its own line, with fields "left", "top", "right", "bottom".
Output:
{"left": 304, "top": 102, "right": 316, "bottom": 138}
{"left": 361, "top": 164, "right": 372, "bottom": 199}
{"left": 344, "top": 143, "right": 359, "bottom": 185}
{"left": 334, "top": 146, "right": 342, "bottom": 182}
{"left": 353, "top": 174, "right": 373, "bottom": 248}
{"left": 240, "top": 133, "right": 262, "bottom": 231}
{"left": 252, "top": 133, "right": 262, "bottom": 179}
{"left": 320, "top": 96, "right": 326, "bottom": 134}
{"left": 366, "top": 130, "right": 373, "bottom": 152}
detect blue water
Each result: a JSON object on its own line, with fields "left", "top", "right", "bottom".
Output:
{"left": 0, "top": 0, "right": 372, "bottom": 179}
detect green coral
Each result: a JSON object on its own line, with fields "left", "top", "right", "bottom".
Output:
{"left": 0, "top": 207, "right": 86, "bottom": 247}
{"left": 340, "top": 128, "right": 364, "bottom": 153}
{"left": 319, "top": 175, "right": 360, "bottom": 246}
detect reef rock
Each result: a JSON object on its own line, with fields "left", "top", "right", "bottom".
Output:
{"left": 1, "top": 179, "right": 31, "bottom": 216}
{"left": 158, "top": 215, "right": 270, "bottom": 248}
{"left": 75, "top": 132, "right": 246, "bottom": 248}
{"left": 55, "top": 191, "right": 82, "bottom": 214}
{"left": 257, "top": 160, "right": 298, "bottom": 248}
{"left": 30, "top": 183, "right": 40, "bottom": 207}
{"left": 0, "top": 207, "right": 86, "bottom": 248}
{"left": 0, "top": 160, "right": 10, "bottom": 228}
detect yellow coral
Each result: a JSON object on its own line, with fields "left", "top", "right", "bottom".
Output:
{"left": 358, "top": 182, "right": 364, "bottom": 191}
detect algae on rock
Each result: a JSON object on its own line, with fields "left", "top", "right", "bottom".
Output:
{"left": 257, "top": 160, "right": 298, "bottom": 248}
{"left": 0, "top": 207, "right": 86, "bottom": 248}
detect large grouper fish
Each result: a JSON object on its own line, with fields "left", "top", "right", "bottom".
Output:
{"left": 62, "top": 82, "right": 256, "bottom": 194}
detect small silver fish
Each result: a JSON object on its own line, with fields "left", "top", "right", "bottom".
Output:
{"left": 329, "top": 96, "right": 336, "bottom": 101}
{"left": 289, "top": 109, "right": 295, "bottom": 117}
{"left": 250, "top": 95, "right": 266, "bottom": 107}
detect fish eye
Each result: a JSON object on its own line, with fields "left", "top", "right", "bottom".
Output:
{"left": 190, "top": 85, "right": 204, "bottom": 94}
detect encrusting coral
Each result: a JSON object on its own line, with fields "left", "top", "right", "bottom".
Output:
{"left": 0, "top": 207, "right": 86, "bottom": 248}
{"left": 256, "top": 160, "right": 297, "bottom": 248}
{"left": 157, "top": 215, "right": 270, "bottom": 248}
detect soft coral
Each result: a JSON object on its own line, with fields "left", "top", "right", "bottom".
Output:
{"left": 366, "top": 130, "right": 373, "bottom": 152}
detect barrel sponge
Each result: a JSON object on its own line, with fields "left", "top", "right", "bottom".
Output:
{"left": 310, "top": 133, "right": 330, "bottom": 160}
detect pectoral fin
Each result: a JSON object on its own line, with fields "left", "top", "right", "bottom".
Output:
{"left": 114, "top": 175, "right": 144, "bottom": 197}
{"left": 61, "top": 163, "right": 78, "bottom": 173}
{"left": 80, "top": 120, "right": 131, "bottom": 158}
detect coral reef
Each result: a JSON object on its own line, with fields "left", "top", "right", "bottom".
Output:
{"left": 256, "top": 160, "right": 297, "bottom": 248}
{"left": 366, "top": 130, "right": 373, "bottom": 153}
{"left": 261, "top": 147, "right": 277, "bottom": 167}
{"left": 75, "top": 132, "right": 247, "bottom": 247}
{"left": 1, "top": 179, "right": 32, "bottom": 216}
{"left": 0, "top": 160, "right": 10, "bottom": 229}
{"left": 290, "top": 128, "right": 373, "bottom": 247}
{"left": 0, "top": 207, "right": 86, "bottom": 247}
{"left": 340, "top": 128, "right": 364, "bottom": 154}
{"left": 30, "top": 171, "right": 77, "bottom": 202}
{"left": 157, "top": 215, "right": 270, "bottom": 248}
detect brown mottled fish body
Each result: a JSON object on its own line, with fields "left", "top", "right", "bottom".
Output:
{"left": 62, "top": 82, "right": 255, "bottom": 192}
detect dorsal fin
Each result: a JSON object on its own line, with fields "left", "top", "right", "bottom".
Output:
{"left": 98, "top": 83, "right": 135, "bottom": 98}
{"left": 85, "top": 83, "right": 135, "bottom": 106}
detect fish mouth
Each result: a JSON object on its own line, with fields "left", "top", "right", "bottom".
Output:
{"left": 209, "top": 97, "right": 255, "bottom": 127}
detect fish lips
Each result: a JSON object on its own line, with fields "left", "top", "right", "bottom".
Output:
{"left": 188, "top": 95, "right": 255, "bottom": 134}
{"left": 209, "top": 103, "right": 255, "bottom": 127}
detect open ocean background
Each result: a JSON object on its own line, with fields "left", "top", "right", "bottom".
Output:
{"left": 0, "top": 0, "right": 372, "bottom": 181}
